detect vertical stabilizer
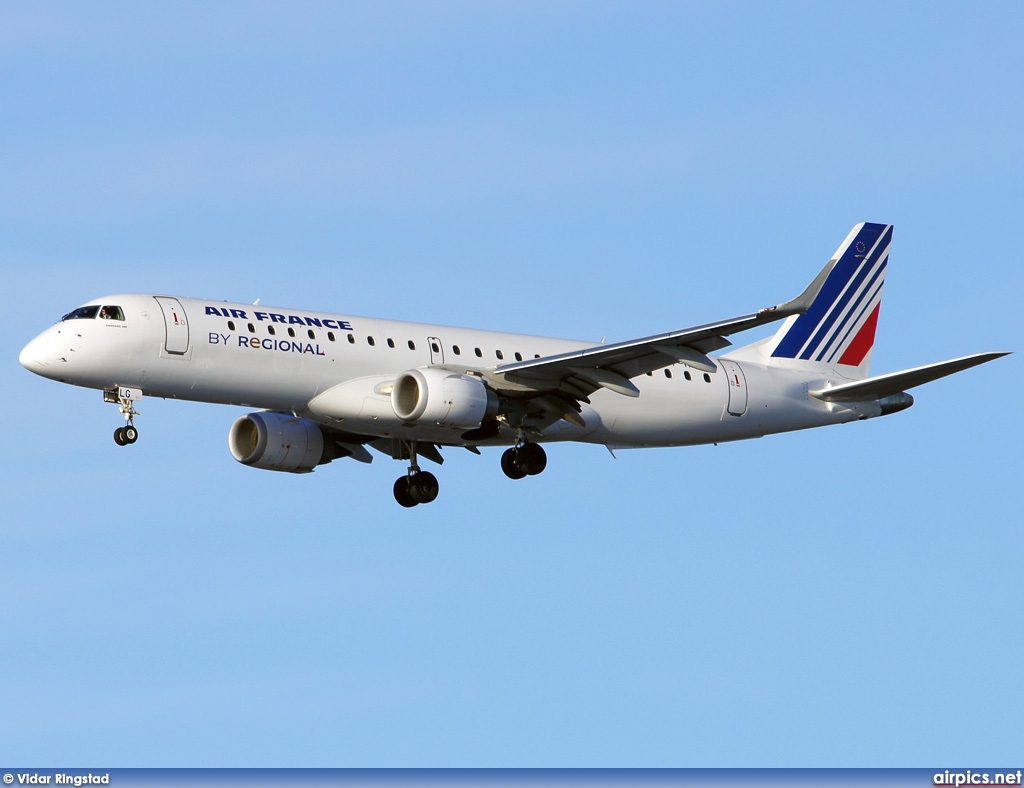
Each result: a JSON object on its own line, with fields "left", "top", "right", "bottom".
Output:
{"left": 766, "top": 222, "right": 891, "bottom": 380}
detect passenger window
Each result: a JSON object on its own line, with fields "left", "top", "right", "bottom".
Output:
{"left": 431, "top": 342, "right": 439, "bottom": 353}
{"left": 62, "top": 306, "right": 100, "bottom": 321}
{"left": 308, "top": 329, "right": 316, "bottom": 340}
{"left": 328, "top": 332, "right": 335, "bottom": 342}
{"left": 684, "top": 370, "right": 692, "bottom": 381}
{"left": 474, "top": 348, "right": 482, "bottom": 358}
{"left": 99, "top": 306, "right": 125, "bottom": 321}
{"left": 453, "top": 345, "right": 461, "bottom": 355}
{"left": 387, "top": 338, "right": 395, "bottom": 348}
{"left": 703, "top": 373, "right": 712, "bottom": 383}
{"left": 268, "top": 326, "right": 276, "bottom": 336}
{"left": 288, "top": 328, "right": 296, "bottom": 338}
{"left": 496, "top": 350, "right": 504, "bottom": 360}
{"left": 408, "top": 340, "right": 416, "bottom": 350}
{"left": 665, "top": 369, "right": 672, "bottom": 378}
{"left": 348, "top": 334, "right": 356, "bottom": 344}
{"left": 515, "top": 352, "right": 523, "bottom": 362}
{"left": 248, "top": 323, "right": 256, "bottom": 333}
{"left": 368, "top": 336, "right": 375, "bottom": 346}
{"left": 227, "top": 321, "right": 236, "bottom": 331}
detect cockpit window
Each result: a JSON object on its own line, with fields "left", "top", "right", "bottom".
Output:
{"left": 62, "top": 305, "right": 100, "bottom": 321}
{"left": 99, "top": 305, "right": 125, "bottom": 320}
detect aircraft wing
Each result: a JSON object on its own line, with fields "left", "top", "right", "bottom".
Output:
{"left": 810, "top": 352, "right": 1010, "bottom": 402}
{"left": 492, "top": 257, "right": 837, "bottom": 398}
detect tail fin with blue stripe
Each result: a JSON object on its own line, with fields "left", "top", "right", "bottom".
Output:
{"left": 766, "top": 222, "right": 891, "bottom": 380}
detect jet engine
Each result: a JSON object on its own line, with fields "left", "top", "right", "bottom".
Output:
{"left": 229, "top": 411, "right": 328, "bottom": 473}
{"left": 391, "top": 367, "right": 498, "bottom": 429}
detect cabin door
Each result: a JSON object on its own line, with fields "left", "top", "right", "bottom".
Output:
{"left": 720, "top": 359, "right": 747, "bottom": 416}
{"left": 154, "top": 297, "right": 190, "bottom": 355}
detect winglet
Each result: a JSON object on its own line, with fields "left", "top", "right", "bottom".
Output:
{"left": 772, "top": 257, "right": 839, "bottom": 316}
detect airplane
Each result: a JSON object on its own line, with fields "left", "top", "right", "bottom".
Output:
{"left": 19, "top": 222, "right": 1009, "bottom": 507}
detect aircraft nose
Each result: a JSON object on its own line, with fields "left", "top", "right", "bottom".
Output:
{"left": 20, "top": 334, "right": 53, "bottom": 375}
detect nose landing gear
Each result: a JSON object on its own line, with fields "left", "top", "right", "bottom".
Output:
{"left": 106, "top": 386, "right": 142, "bottom": 446}
{"left": 114, "top": 424, "right": 139, "bottom": 446}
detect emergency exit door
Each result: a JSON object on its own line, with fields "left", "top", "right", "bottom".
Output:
{"left": 428, "top": 336, "right": 444, "bottom": 365}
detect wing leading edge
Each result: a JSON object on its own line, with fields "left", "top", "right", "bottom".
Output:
{"left": 492, "top": 255, "right": 838, "bottom": 397}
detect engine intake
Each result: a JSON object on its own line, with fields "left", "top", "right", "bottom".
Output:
{"left": 391, "top": 367, "right": 498, "bottom": 429}
{"left": 229, "top": 411, "right": 327, "bottom": 473}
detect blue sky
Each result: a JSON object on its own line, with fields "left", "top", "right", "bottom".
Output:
{"left": 1, "top": 1, "right": 1021, "bottom": 767}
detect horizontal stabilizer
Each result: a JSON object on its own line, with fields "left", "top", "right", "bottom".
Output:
{"left": 810, "top": 352, "right": 1010, "bottom": 402}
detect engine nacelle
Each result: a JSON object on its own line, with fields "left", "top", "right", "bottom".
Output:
{"left": 391, "top": 367, "right": 498, "bottom": 429}
{"left": 878, "top": 391, "right": 914, "bottom": 416}
{"left": 229, "top": 411, "right": 327, "bottom": 473}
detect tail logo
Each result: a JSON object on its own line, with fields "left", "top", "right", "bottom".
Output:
{"left": 771, "top": 223, "right": 891, "bottom": 366}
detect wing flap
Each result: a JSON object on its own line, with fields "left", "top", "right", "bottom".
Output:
{"left": 337, "top": 442, "right": 374, "bottom": 464}
{"left": 368, "top": 438, "right": 445, "bottom": 465}
{"left": 568, "top": 366, "right": 640, "bottom": 397}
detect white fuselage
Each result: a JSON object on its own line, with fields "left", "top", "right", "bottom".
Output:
{"left": 20, "top": 293, "right": 876, "bottom": 450}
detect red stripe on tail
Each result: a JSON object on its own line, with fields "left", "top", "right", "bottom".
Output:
{"left": 838, "top": 303, "right": 880, "bottom": 367}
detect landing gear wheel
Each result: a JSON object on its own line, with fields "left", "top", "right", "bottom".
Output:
{"left": 394, "top": 476, "right": 418, "bottom": 508}
{"left": 501, "top": 448, "right": 527, "bottom": 480}
{"left": 393, "top": 441, "right": 441, "bottom": 507}
{"left": 410, "top": 471, "right": 440, "bottom": 504}
{"left": 124, "top": 425, "right": 139, "bottom": 444}
{"left": 114, "top": 427, "right": 128, "bottom": 446}
{"left": 518, "top": 443, "right": 547, "bottom": 476}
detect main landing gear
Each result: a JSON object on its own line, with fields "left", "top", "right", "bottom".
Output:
{"left": 393, "top": 441, "right": 440, "bottom": 508}
{"left": 393, "top": 472, "right": 439, "bottom": 508}
{"left": 391, "top": 440, "right": 549, "bottom": 507}
{"left": 106, "top": 387, "right": 142, "bottom": 446}
{"left": 501, "top": 442, "right": 547, "bottom": 480}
